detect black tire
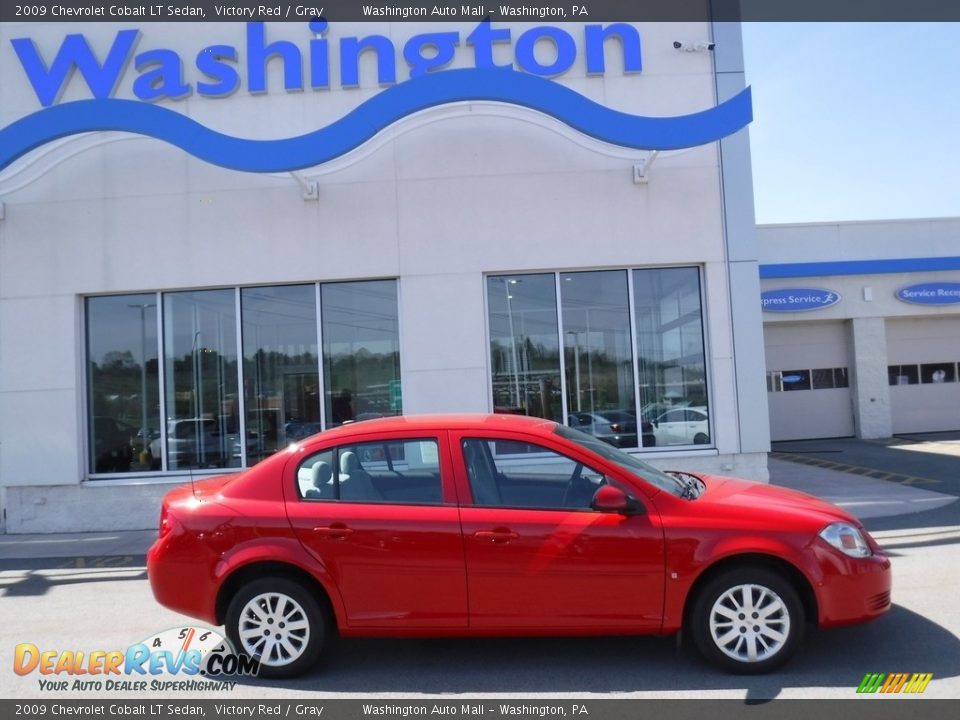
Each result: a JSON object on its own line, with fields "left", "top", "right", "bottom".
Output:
{"left": 693, "top": 432, "right": 710, "bottom": 445}
{"left": 225, "top": 577, "right": 327, "bottom": 678}
{"left": 689, "top": 566, "right": 804, "bottom": 674}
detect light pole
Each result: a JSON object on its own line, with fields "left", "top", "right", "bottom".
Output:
{"left": 567, "top": 331, "right": 583, "bottom": 412}
{"left": 503, "top": 279, "right": 522, "bottom": 409}
{"left": 128, "top": 302, "right": 156, "bottom": 467}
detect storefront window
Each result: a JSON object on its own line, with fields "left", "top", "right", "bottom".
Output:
{"left": 561, "top": 271, "right": 637, "bottom": 443}
{"left": 86, "top": 294, "right": 160, "bottom": 474}
{"left": 87, "top": 280, "right": 401, "bottom": 477}
{"left": 487, "top": 267, "right": 710, "bottom": 451}
{"left": 242, "top": 285, "right": 321, "bottom": 461}
{"left": 163, "top": 290, "right": 241, "bottom": 471}
{"left": 487, "top": 274, "right": 562, "bottom": 422}
{"left": 321, "top": 280, "right": 402, "bottom": 426}
{"left": 633, "top": 268, "right": 709, "bottom": 447}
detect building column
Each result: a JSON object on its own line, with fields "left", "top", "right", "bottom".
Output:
{"left": 851, "top": 317, "right": 892, "bottom": 439}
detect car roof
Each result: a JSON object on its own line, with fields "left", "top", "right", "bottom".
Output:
{"left": 314, "top": 413, "right": 558, "bottom": 441}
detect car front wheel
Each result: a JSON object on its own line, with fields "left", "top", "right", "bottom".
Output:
{"left": 225, "top": 577, "right": 326, "bottom": 678}
{"left": 690, "top": 567, "right": 804, "bottom": 674}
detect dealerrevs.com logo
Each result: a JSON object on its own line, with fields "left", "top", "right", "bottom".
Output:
{"left": 14, "top": 627, "right": 259, "bottom": 692}
{"left": 857, "top": 672, "right": 933, "bottom": 694}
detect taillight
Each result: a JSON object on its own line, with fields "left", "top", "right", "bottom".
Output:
{"left": 158, "top": 504, "right": 171, "bottom": 538}
{"left": 610, "top": 423, "right": 621, "bottom": 432}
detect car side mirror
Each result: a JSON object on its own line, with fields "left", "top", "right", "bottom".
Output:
{"left": 592, "top": 485, "right": 643, "bottom": 515}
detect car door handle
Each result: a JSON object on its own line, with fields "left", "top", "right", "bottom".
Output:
{"left": 313, "top": 525, "right": 354, "bottom": 539}
{"left": 474, "top": 530, "right": 518, "bottom": 544}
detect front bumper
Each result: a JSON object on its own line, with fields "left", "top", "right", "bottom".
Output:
{"left": 812, "top": 544, "right": 892, "bottom": 627}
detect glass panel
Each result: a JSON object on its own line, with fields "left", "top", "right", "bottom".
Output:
{"left": 633, "top": 268, "right": 708, "bottom": 448}
{"left": 462, "top": 438, "right": 606, "bottom": 510}
{"left": 299, "top": 440, "right": 441, "bottom": 504}
{"left": 811, "top": 368, "right": 836, "bottom": 389}
{"left": 487, "top": 274, "right": 562, "bottom": 422}
{"left": 888, "top": 365, "right": 919, "bottom": 385}
{"left": 780, "top": 369, "right": 812, "bottom": 391}
{"left": 86, "top": 294, "right": 159, "bottom": 474}
{"left": 242, "top": 285, "right": 320, "bottom": 463}
{"left": 163, "top": 290, "right": 240, "bottom": 470}
{"left": 297, "top": 449, "right": 334, "bottom": 499}
{"left": 560, "top": 271, "right": 637, "bottom": 448}
{"left": 834, "top": 368, "right": 849, "bottom": 388}
{"left": 921, "top": 362, "right": 955, "bottom": 384}
{"left": 321, "top": 280, "right": 401, "bottom": 426}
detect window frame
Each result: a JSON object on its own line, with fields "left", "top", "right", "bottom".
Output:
{"left": 293, "top": 434, "right": 449, "bottom": 507}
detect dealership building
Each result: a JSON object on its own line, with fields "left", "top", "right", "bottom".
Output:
{"left": 0, "top": 18, "right": 954, "bottom": 535}
{"left": 760, "top": 218, "right": 960, "bottom": 443}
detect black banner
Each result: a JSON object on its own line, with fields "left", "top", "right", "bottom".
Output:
{"left": 3, "top": 0, "right": 960, "bottom": 23}
{"left": 2, "top": 700, "right": 959, "bottom": 720}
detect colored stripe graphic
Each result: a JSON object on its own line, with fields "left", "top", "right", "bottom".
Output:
{"left": 856, "top": 672, "right": 932, "bottom": 694}
{"left": 857, "top": 673, "right": 885, "bottom": 693}
{"left": 0, "top": 69, "right": 753, "bottom": 173}
{"left": 905, "top": 673, "right": 933, "bottom": 694}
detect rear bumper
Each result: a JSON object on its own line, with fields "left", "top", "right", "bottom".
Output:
{"left": 147, "top": 529, "right": 220, "bottom": 625}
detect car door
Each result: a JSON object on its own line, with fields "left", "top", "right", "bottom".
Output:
{"left": 451, "top": 430, "right": 665, "bottom": 630}
{"left": 284, "top": 431, "right": 468, "bottom": 629}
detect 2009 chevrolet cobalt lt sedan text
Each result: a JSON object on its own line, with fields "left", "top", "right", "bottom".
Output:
{"left": 147, "top": 414, "right": 891, "bottom": 677}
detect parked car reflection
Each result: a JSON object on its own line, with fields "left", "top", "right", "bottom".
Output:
{"left": 149, "top": 418, "right": 235, "bottom": 470}
{"left": 653, "top": 406, "right": 710, "bottom": 446}
{"left": 566, "top": 410, "right": 654, "bottom": 448}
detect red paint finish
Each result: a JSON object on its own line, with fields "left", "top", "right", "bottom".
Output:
{"left": 148, "top": 414, "right": 890, "bottom": 654}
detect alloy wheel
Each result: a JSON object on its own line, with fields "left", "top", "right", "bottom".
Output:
{"left": 237, "top": 592, "right": 311, "bottom": 667}
{"left": 708, "top": 583, "right": 791, "bottom": 663}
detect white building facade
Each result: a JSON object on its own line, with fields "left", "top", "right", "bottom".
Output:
{"left": 0, "top": 19, "right": 767, "bottom": 533}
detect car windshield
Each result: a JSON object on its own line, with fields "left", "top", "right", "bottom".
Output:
{"left": 554, "top": 424, "right": 686, "bottom": 497}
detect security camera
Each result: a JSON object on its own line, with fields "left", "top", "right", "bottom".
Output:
{"left": 673, "top": 41, "right": 716, "bottom": 52}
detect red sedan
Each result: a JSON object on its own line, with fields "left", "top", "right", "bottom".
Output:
{"left": 147, "top": 414, "right": 891, "bottom": 677}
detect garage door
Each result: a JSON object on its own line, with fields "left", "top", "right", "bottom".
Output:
{"left": 887, "top": 317, "right": 960, "bottom": 434}
{"left": 764, "top": 321, "right": 855, "bottom": 441}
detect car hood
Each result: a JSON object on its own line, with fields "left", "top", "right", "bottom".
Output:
{"left": 693, "top": 473, "right": 859, "bottom": 528}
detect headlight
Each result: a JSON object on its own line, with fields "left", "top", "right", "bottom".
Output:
{"left": 819, "top": 522, "right": 871, "bottom": 558}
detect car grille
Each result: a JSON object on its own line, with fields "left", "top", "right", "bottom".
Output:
{"left": 868, "top": 590, "right": 891, "bottom": 611}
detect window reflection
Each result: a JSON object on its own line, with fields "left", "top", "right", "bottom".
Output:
{"left": 86, "top": 295, "right": 159, "bottom": 473}
{"left": 242, "top": 285, "right": 320, "bottom": 461}
{"left": 487, "top": 274, "right": 562, "bottom": 422}
{"left": 634, "top": 268, "right": 709, "bottom": 447}
{"left": 561, "top": 271, "right": 637, "bottom": 446}
{"left": 321, "top": 281, "right": 401, "bottom": 426}
{"left": 163, "top": 290, "right": 241, "bottom": 470}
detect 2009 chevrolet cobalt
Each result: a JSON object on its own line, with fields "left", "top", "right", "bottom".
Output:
{"left": 147, "top": 414, "right": 891, "bottom": 677}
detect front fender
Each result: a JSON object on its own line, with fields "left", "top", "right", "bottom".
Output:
{"left": 661, "top": 530, "right": 822, "bottom": 632}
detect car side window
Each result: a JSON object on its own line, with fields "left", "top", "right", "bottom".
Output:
{"left": 296, "top": 439, "right": 442, "bottom": 505}
{"left": 461, "top": 438, "right": 606, "bottom": 510}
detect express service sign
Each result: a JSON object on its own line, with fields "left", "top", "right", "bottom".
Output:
{"left": 896, "top": 282, "right": 960, "bottom": 305}
{"left": 761, "top": 288, "right": 841, "bottom": 313}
